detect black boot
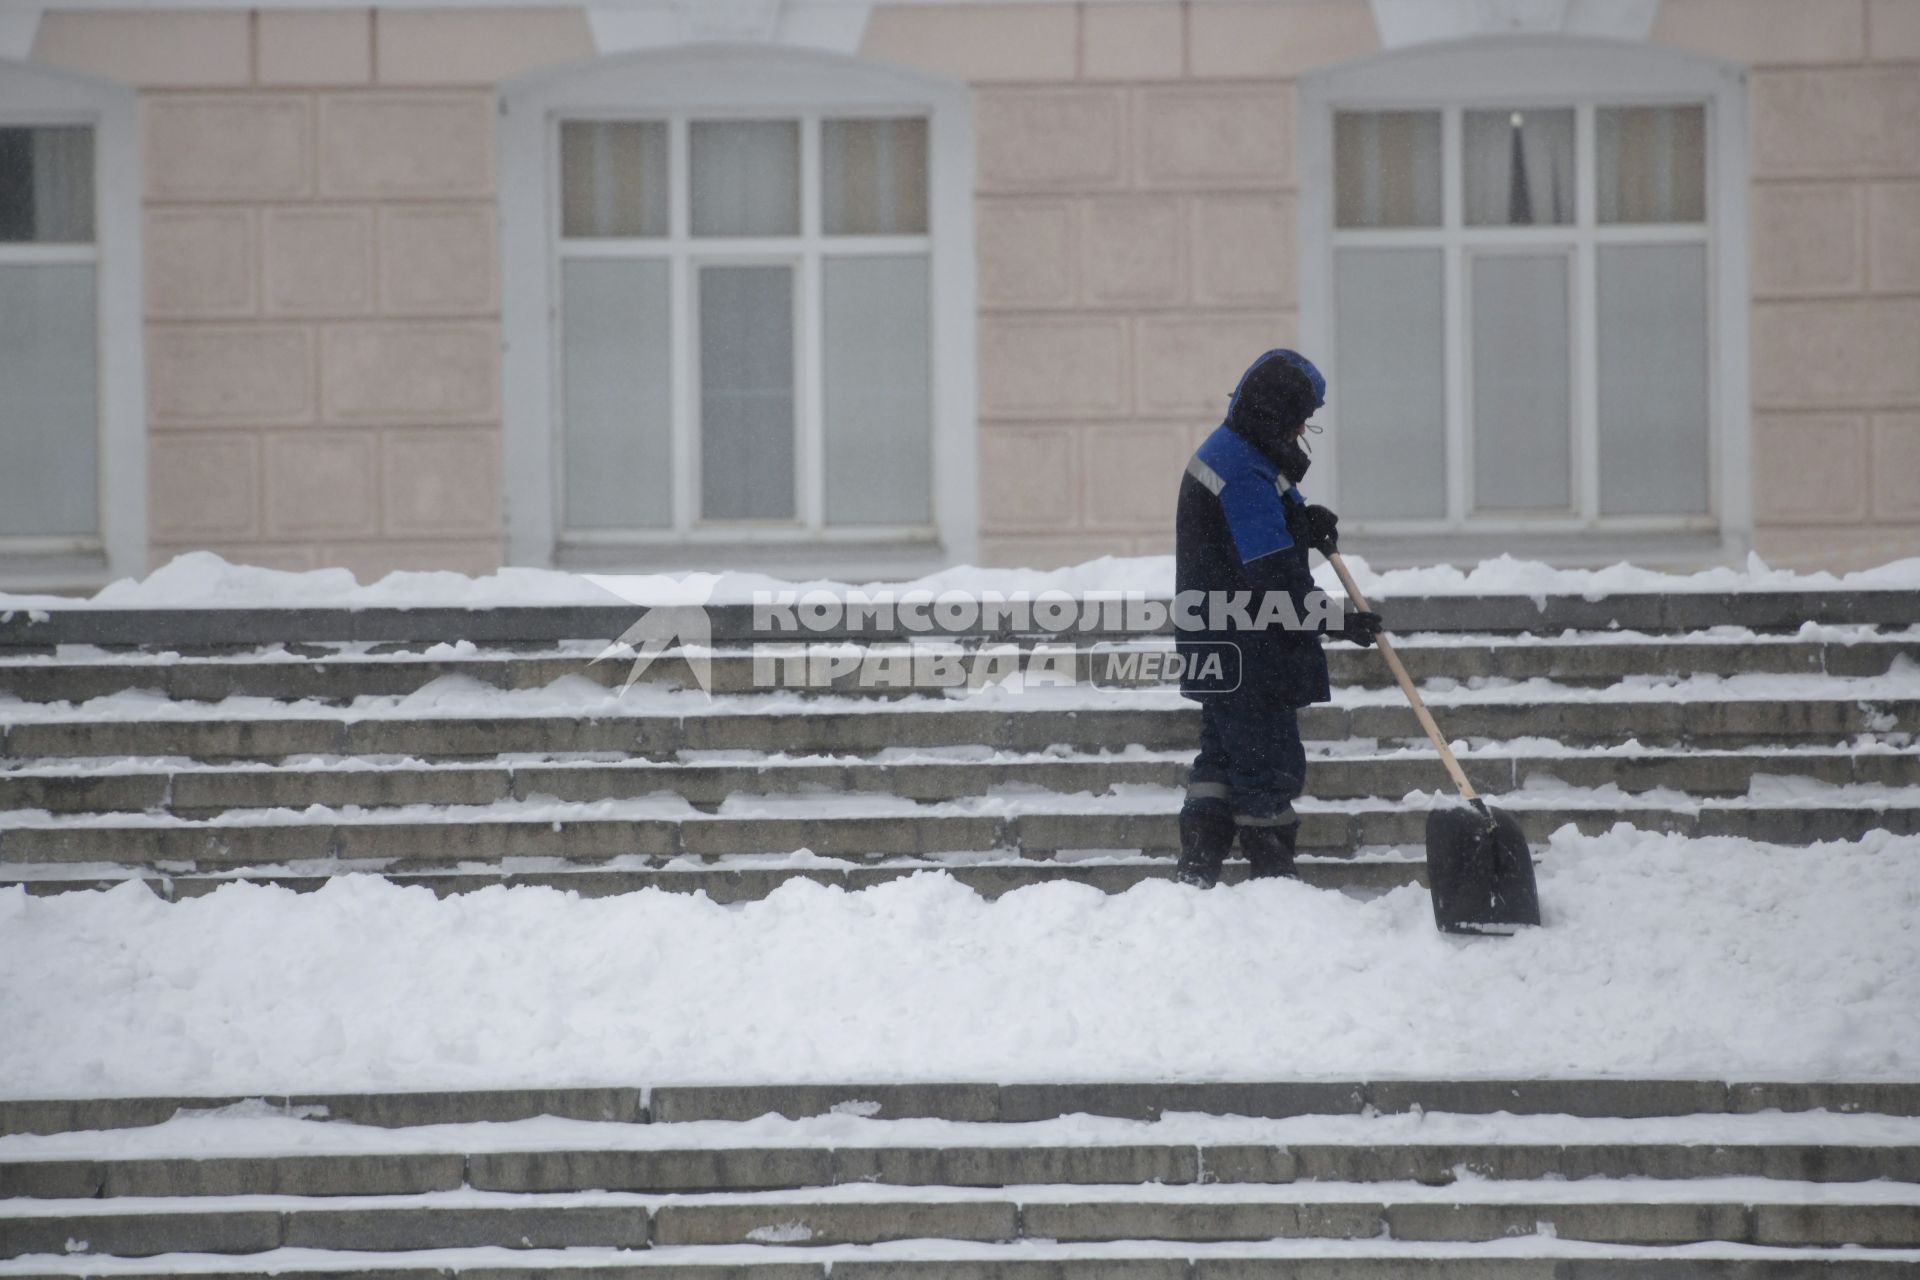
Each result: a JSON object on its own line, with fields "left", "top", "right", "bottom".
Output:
{"left": 1241, "top": 822, "right": 1299, "bottom": 880}
{"left": 1175, "top": 808, "right": 1235, "bottom": 888}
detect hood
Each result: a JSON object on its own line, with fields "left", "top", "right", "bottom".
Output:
{"left": 1225, "top": 349, "right": 1325, "bottom": 483}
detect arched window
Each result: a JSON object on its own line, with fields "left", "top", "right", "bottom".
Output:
{"left": 1298, "top": 37, "right": 1751, "bottom": 561}
{"left": 0, "top": 60, "right": 143, "bottom": 588}
{"left": 499, "top": 46, "right": 976, "bottom": 575}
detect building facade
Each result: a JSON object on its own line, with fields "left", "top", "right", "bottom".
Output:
{"left": 2, "top": 0, "right": 1917, "bottom": 589}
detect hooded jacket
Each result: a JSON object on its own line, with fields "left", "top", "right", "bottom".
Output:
{"left": 1173, "top": 350, "right": 1332, "bottom": 706}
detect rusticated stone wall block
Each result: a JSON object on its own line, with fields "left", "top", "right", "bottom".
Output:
{"left": 321, "top": 324, "right": 500, "bottom": 424}
{"left": 1135, "top": 86, "right": 1292, "bottom": 189}
{"left": 1754, "top": 68, "right": 1920, "bottom": 178}
{"left": 977, "top": 200, "right": 1077, "bottom": 308}
{"left": 263, "top": 208, "right": 375, "bottom": 317}
{"left": 264, "top": 430, "right": 381, "bottom": 538}
{"left": 382, "top": 428, "right": 503, "bottom": 537}
{"left": 150, "top": 433, "right": 258, "bottom": 540}
{"left": 861, "top": 3, "right": 1078, "bottom": 82}
{"left": 979, "top": 427, "right": 1079, "bottom": 531}
{"left": 149, "top": 326, "right": 314, "bottom": 427}
{"left": 979, "top": 316, "right": 1129, "bottom": 418}
{"left": 1083, "top": 424, "right": 1191, "bottom": 529}
{"left": 1753, "top": 413, "right": 1869, "bottom": 523}
{"left": 378, "top": 206, "right": 498, "bottom": 316}
{"left": 317, "top": 93, "right": 495, "bottom": 199}
{"left": 258, "top": 10, "right": 372, "bottom": 87}
{"left": 146, "top": 96, "right": 313, "bottom": 201}
{"left": 146, "top": 208, "right": 254, "bottom": 319}
{"left": 977, "top": 89, "right": 1128, "bottom": 193}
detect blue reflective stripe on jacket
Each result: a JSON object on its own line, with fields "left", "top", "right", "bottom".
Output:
{"left": 1175, "top": 422, "right": 1331, "bottom": 707}
{"left": 1192, "top": 425, "right": 1300, "bottom": 566}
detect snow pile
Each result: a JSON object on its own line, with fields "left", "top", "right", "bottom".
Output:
{"left": 9, "top": 1107, "right": 1920, "bottom": 1162}
{"left": 89, "top": 552, "right": 631, "bottom": 609}
{"left": 5, "top": 549, "right": 1920, "bottom": 613}
{"left": 4, "top": 824, "right": 1916, "bottom": 1098}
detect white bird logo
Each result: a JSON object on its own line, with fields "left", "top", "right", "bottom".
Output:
{"left": 589, "top": 603, "right": 714, "bottom": 698}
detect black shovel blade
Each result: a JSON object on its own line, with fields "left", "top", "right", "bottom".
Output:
{"left": 1426, "top": 802, "right": 1541, "bottom": 935}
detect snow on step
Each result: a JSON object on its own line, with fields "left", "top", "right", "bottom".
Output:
{"left": 7, "top": 1104, "right": 1920, "bottom": 1268}
{"left": 11, "top": 1109, "right": 1920, "bottom": 1162}
{"left": 4, "top": 827, "right": 1916, "bottom": 1097}
{"left": 1, "top": 631, "right": 1915, "bottom": 710}
{"left": 0, "top": 625, "right": 1911, "bottom": 667}
{"left": 4, "top": 667, "right": 1919, "bottom": 723}
{"left": 4, "top": 1181, "right": 1920, "bottom": 1260}
{"left": 4, "top": 1239, "right": 1920, "bottom": 1277}
{"left": 13, "top": 1175, "right": 1920, "bottom": 1215}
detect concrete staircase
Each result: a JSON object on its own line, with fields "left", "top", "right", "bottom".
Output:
{"left": 3, "top": 590, "right": 1918, "bottom": 1269}
{"left": 0, "top": 590, "right": 1915, "bottom": 899}
{"left": 4, "top": 1079, "right": 1920, "bottom": 1275}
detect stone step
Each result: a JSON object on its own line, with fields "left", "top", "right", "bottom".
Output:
{"left": 9, "top": 1140, "right": 1920, "bottom": 1203}
{"left": 4, "top": 1189, "right": 1919, "bottom": 1258}
{"left": 8, "top": 1079, "right": 1912, "bottom": 1138}
{"left": 2, "top": 634, "right": 1913, "bottom": 703}
{"left": 0, "top": 1246, "right": 1914, "bottom": 1279}
{"left": 3, "top": 858, "right": 1426, "bottom": 903}
{"left": 4, "top": 590, "right": 1917, "bottom": 650}
{"left": 3, "top": 750, "right": 1912, "bottom": 816}
{"left": 3, "top": 696, "right": 1912, "bottom": 762}
{"left": 0, "top": 1200, "right": 652, "bottom": 1258}
{"left": 3, "top": 798, "right": 1914, "bottom": 871}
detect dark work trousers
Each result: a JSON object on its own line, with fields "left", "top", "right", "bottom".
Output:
{"left": 1181, "top": 688, "right": 1307, "bottom": 828}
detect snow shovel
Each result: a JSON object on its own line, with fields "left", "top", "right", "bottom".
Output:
{"left": 1325, "top": 552, "right": 1542, "bottom": 936}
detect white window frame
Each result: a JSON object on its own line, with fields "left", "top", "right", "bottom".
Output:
{"left": 501, "top": 47, "right": 976, "bottom": 576}
{"left": 1299, "top": 37, "right": 1752, "bottom": 561}
{"left": 0, "top": 60, "right": 145, "bottom": 590}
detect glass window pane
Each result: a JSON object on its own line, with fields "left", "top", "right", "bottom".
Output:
{"left": 1598, "top": 105, "right": 1706, "bottom": 224}
{"left": 561, "top": 259, "right": 673, "bottom": 529}
{"left": 1464, "top": 108, "right": 1574, "bottom": 227}
{"left": 823, "top": 256, "right": 931, "bottom": 526}
{"left": 1470, "top": 253, "right": 1572, "bottom": 511}
{"left": 700, "top": 265, "right": 795, "bottom": 520}
{"left": 1334, "top": 248, "right": 1446, "bottom": 519}
{"left": 0, "top": 126, "right": 94, "bottom": 244}
{"left": 1598, "top": 244, "right": 1710, "bottom": 515}
{"left": 1334, "top": 111, "right": 1441, "bottom": 229}
{"left": 691, "top": 120, "right": 799, "bottom": 237}
{"left": 823, "top": 118, "right": 928, "bottom": 236}
{"left": 0, "top": 264, "right": 98, "bottom": 537}
{"left": 560, "top": 121, "right": 668, "bottom": 239}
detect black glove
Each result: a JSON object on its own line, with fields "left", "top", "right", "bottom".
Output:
{"left": 1338, "top": 609, "right": 1385, "bottom": 648}
{"left": 1299, "top": 503, "right": 1339, "bottom": 555}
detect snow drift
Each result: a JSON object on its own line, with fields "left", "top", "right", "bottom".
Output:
{"left": 4, "top": 549, "right": 1920, "bottom": 613}
{"left": 3, "top": 823, "right": 1916, "bottom": 1099}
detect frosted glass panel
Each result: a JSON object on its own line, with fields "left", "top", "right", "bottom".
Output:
{"left": 561, "top": 259, "right": 672, "bottom": 529}
{"left": 1598, "top": 245, "right": 1710, "bottom": 515}
{"left": 1334, "top": 111, "right": 1441, "bottom": 229}
{"left": 1334, "top": 249, "right": 1446, "bottom": 519}
{"left": 823, "top": 256, "right": 931, "bottom": 526}
{"left": 1464, "top": 109, "right": 1574, "bottom": 226}
{"left": 0, "top": 264, "right": 98, "bottom": 537}
{"left": 690, "top": 120, "right": 799, "bottom": 237}
{"left": 823, "top": 118, "right": 928, "bottom": 235}
{"left": 0, "top": 126, "right": 93, "bottom": 243}
{"left": 1598, "top": 105, "right": 1706, "bottom": 224}
{"left": 1471, "top": 254, "right": 1571, "bottom": 512}
{"left": 560, "top": 122, "right": 668, "bottom": 239}
{"left": 700, "top": 265, "right": 795, "bottom": 520}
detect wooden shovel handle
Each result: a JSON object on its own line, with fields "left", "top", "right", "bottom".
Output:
{"left": 1325, "top": 551, "right": 1479, "bottom": 803}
